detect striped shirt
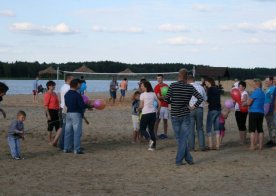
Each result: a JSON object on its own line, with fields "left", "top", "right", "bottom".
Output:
{"left": 165, "top": 81, "right": 204, "bottom": 117}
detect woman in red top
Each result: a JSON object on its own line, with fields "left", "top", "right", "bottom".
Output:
{"left": 44, "top": 81, "right": 61, "bottom": 144}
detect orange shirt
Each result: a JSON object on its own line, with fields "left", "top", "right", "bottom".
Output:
{"left": 44, "top": 92, "right": 60, "bottom": 110}
{"left": 120, "top": 80, "right": 128, "bottom": 90}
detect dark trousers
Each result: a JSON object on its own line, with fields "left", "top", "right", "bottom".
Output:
{"left": 140, "top": 112, "right": 156, "bottom": 147}
{"left": 235, "top": 111, "right": 248, "bottom": 131}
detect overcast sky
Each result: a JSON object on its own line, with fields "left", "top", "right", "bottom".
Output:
{"left": 1, "top": 0, "right": 276, "bottom": 68}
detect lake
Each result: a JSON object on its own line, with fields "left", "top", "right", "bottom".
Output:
{"left": 1, "top": 80, "right": 175, "bottom": 95}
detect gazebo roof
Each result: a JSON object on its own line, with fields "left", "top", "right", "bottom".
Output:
{"left": 119, "top": 68, "right": 134, "bottom": 74}
{"left": 74, "top": 65, "right": 95, "bottom": 73}
{"left": 39, "top": 66, "right": 57, "bottom": 76}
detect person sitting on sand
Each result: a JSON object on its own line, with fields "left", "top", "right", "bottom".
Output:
{"left": 0, "top": 82, "right": 9, "bottom": 119}
{"left": 64, "top": 79, "right": 86, "bottom": 154}
{"left": 44, "top": 81, "right": 61, "bottom": 145}
{"left": 7, "top": 111, "right": 26, "bottom": 160}
{"left": 245, "top": 79, "right": 265, "bottom": 150}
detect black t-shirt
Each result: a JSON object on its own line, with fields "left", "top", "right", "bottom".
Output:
{"left": 207, "top": 87, "right": 221, "bottom": 111}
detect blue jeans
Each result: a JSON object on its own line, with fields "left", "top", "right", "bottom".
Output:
{"left": 171, "top": 115, "right": 193, "bottom": 165}
{"left": 64, "top": 113, "right": 83, "bottom": 153}
{"left": 8, "top": 136, "right": 21, "bottom": 158}
{"left": 189, "top": 107, "right": 205, "bottom": 150}
{"left": 206, "top": 110, "right": 220, "bottom": 136}
{"left": 58, "top": 113, "right": 66, "bottom": 150}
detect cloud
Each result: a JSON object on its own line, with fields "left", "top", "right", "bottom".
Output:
{"left": 192, "top": 4, "right": 222, "bottom": 12}
{"left": 242, "top": 37, "right": 276, "bottom": 44}
{"left": 0, "top": 10, "right": 15, "bottom": 17}
{"left": 158, "top": 24, "right": 190, "bottom": 32}
{"left": 164, "top": 36, "right": 206, "bottom": 45}
{"left": 260, "top": 18, "right": 276, "bottom": 31}
{"left": 10, "top": 22, "right": 78, "bottom": 35}
{"left": 92, "top": 25, "right": 143, "bottom": 33}
{"left": 220, "top": 19, "right": 276, "bottom": 33}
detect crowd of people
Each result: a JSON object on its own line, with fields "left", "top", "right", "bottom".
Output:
{"left": 1, "top": 69, "right": 276, "bottom": 165}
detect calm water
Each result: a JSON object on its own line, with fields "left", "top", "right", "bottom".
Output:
{"left": 1, "top": 80, "right": 175, "bottom": 95}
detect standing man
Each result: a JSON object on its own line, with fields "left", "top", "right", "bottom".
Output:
{"left": 119, "top": 78, "right": 128, "bottom": 102}
{"left": 33, "top": 76, "right": 39, "bottom": 103}
{"left": 64, "top": 79, "right": 85, "bottom": 154}
{"left": 109, "top": 76, "right": 119, "bottom": 105}
{"left": 154, "top": 74, "right": 169, "bottom": 139}
{"left": 59, "top": 74, "right": 74, "bottom": 150}
{"left": 165, "top": 69, "right": 203, "bottom": 166}
{"left": 187, "top": 75, "right": 207, "bottom": 151}
{"left": 264, "top": 76, "right": 276, "bottom": 147}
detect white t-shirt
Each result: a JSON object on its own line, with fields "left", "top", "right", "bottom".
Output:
{"left": 60, "top": 83, "right": 70, "bottom": 111}
{"left": 235, "top": 91, "right": 248, "bottom": 111}
{"left": 140, "top": 92, "right": 158, "bottom": 114}
{"left": 189, "top": 82, "right": 207, "bottom": 108}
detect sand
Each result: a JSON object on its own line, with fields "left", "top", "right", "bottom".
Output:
{"left": 0, "top": 88, "right": 276, "bottom": 196}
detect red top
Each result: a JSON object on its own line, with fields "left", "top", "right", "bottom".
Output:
{"left": 154, "top": 83, "right": 169, "bottom": 107}
{"left": 44, "top": 91, "right": 60, "bottom": 110}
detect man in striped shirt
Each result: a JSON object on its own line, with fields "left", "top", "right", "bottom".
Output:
{"left": 165, "top": 69, "right": 203, "bottom": 166}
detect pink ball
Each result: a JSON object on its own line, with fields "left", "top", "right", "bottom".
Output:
{"left": 224, "top": 99, "right": 234, "bottom": 109}
{"left": 82, "top": 95, "right": 89, "bottom": 104}
{"left": 93, "top": 99, "right": 106, "bottom": 110}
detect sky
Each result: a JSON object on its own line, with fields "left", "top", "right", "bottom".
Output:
{"left": 1, "top": 0, "right": 276, "bottom": 68}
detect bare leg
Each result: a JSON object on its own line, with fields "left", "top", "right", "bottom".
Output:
{"left": 239, "top": 131, "right": 246, "bottom": 144}
{"left": 258, "top": 133, "right": 264, "bottom": 150}
{"left": 249, "top": 132, "right": 256, "bottom": 150}
{"left": 52, "top": 128, "right": 62, "bottom": 147}
{"left": 208, "top": 136, "right": 213, "bottom": 149}
{"left": 216, "top": 134, "right": 220, "bottom": 150}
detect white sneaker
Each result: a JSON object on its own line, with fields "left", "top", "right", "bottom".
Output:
{"left": 148, "top": 147, "right": 155, "bottom": 151}
{"left": 149, "top": 140, "right": 154, "bottom": 148}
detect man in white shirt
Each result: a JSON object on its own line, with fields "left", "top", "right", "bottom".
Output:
{"left": 187, "top": 75, "right": 208, "bottom": 151}
{"left": 59, "top": 74, "right": 74, "bottom": 150}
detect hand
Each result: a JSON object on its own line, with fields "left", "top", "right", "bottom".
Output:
{"left": 189, "top": 105, "right": 196, "bottom": 111}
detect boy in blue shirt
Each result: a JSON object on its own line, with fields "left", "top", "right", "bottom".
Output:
{"left": 8, "top": 111, "right": 26, "bottom": 160}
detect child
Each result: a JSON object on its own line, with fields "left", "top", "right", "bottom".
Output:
{"left": 0, "top": 82, "right": 9, "bottom": 119}
{"left": 44, "top": 81, "right": 61, "bottom": 145}
{"left": 8, "top": 111, "right": 26, "bottom": 160}
{"left": 219, "top": 108, "right": 230, "bottom": 146}
{"left": 131, "top": 91, "right": 141, "bottom": 143}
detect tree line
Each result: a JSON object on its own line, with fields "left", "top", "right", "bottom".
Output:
{"left": 0, "top": 61, "right": 275, "bottom": 80}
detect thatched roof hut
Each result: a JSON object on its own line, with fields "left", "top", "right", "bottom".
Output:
{"left": 119, "top": 68, "right": 134, "bottom": 74}
{"left": 38, "top": 66, "right": 57, "bottom": 77}
{"left": 74, "top": 65, "right": 95, "bottom": 73}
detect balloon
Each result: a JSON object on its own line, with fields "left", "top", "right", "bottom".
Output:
{"left": 161, "top": 86, "right": 169, "bottom": 96}
{"left": 82, "top": 95, "right": 89, "bottom": 104}
{"left": 153, "top": 100, "right": 158, "bottom": 109}
{"left": 231, "top": 89, "right": 241, "bottom": 102}
{"left": 264, "top": 103, "right": 270, "bottom": 115}
{"left": 93, "top": 99, "right": 106, "bottom": 110}
{"left": 224, "top": 99, "right": 234, "bottom": 109}
{"left": 239, "top": 104, "right": 248, "bottom": 113}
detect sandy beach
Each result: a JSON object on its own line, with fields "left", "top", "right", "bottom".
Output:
{"left": 0, "top": 86, "right": 276, "bottom": 196}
